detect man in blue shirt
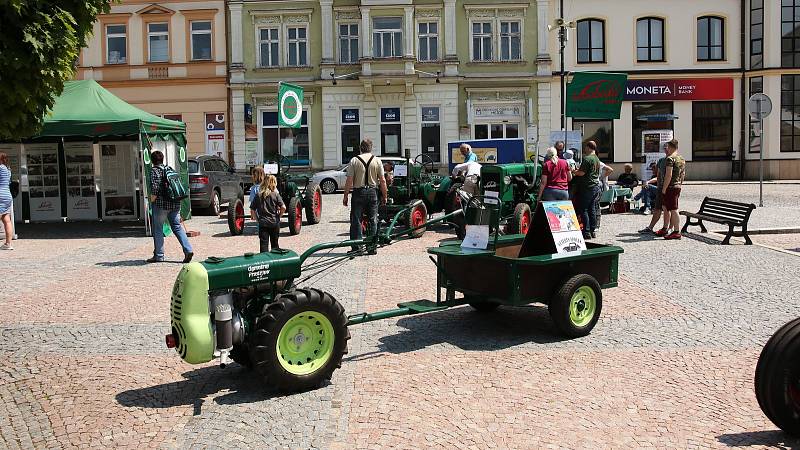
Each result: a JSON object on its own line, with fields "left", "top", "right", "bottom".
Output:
{"left": 459, "top": 143, "right": 477, "bottom": 163}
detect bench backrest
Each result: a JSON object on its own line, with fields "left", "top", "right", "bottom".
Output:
{"left": 698, "top": 197, "right": 756, "bottom": 223}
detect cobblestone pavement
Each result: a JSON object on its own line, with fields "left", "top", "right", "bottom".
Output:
{"left": 2, "top": 184, "right": 800, "bottom": 449}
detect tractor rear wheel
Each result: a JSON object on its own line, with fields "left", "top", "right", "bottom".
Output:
{"left": 288, "top": 197, "right": 302, "bottom": 235}
{"left": 509, "top": 203, "right": 532, "bottom": 235}
{"left": 228, "top": 198, "right": 246, "bottom": 236}
{"left": 406, "top": 202, "right": 428, "bottom": 238}
{"left": 548, "top": 274, "right": 602, "bottom": 338}
{"left": 755, "top": 318, "right": 800, "bottom": 436}
{"left": 249, "top": 288, "right": 349, "bottom": 392}
{"left": 305, "top": 186, "right": 323, "bottom": 225}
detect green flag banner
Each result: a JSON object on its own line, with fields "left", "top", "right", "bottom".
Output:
{"left": 566, "top": 72, "right": 628, "bottom": 119}
{"left": 278, "top": 82, "right": 304, "bottom": 128}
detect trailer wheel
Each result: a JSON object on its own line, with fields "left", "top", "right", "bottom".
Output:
{"left": 305, "top": 186, "right": 323, "bottom": 225}
{"left": 249, "top": 288, "right": 349, "bottom": 392}
{"left": 509, "top": 203, "right": 532, "bottom": 235}
{"left": 288, "top": 197, "right": 302, "bottom": 235}
{"left": 228, "top": 198, "right": 246, "bottom": 236}
{"left": 406, "top": 202, "right": 427, "bottom": 238}
{"left": 755, "top": 318, "right": 800, "bottom": 436}
{"left": 549, "top": 274, "right": 602, "bottom": 338}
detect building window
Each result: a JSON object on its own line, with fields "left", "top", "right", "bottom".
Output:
{"left": 636, "top": 17, "right": 664, "bottom": 62}
{"left": 190, "top": 21, "right": 212, "bottom": 60}
{"left": 380, "top": 108, "right": 401, "bottom": 155}
{"left": 697, "top": 16, "right": 724, "bottom": 61}
{"left": 751, "top": 0, "right": 763, "bottom": 69}
{"left": 339, "top": 24, "right": 359, "bottom": 64}
{"left": 783, "top": 0, "right": 800, "bottom": 67}
{"left": 692, "top": 102, "right": 733, "bottom": 159}
{"left": 341, "top": 109, "right": 360, "bottom": 164}
{"left": 749, "top": 77, "right": 763, "bottom": 154}
{"left": 499, "top": 21, "right": 521, "bottom": 61}
{"left": 573, "top": 120, "right": 614, "bottom": 161}
{"left": 418, "top": 22, "right": 438, "bottom": 62}
{"left": 577, "top": 19, "right": 605, "bottom": 63}
{"left": 373, "top": 17, "right": 403, "bottom": 58}
{"left": 258, "top": 28, "right": 280, "bottom": 67}
{"left": 263, "top": 111, "right": 310, "bottom": 165}
{"left": 632, "top": 102, "right": 674, "bottom": 160}
{"left": 781, "top": 75, "right": 800, "bottom": 152}
{"left": 147, "top": 23, "right": 169, "bottom": 63}
{"left": 287, "top": 26, "right": 308, "bottom": 66}
{"left": 471, "top": 22, "right": 493, "bottom": 61}
{"left": 421, "top": 107, "right": 441, "bottom": 163}
{"left": 161, "top": 114, "right": 183, "bottom": 123}
{"left": 106, "top": 24, "right": 127, "bottom": 64}
{"left": 473, "top": 122, "right": 518, "bottom": 139}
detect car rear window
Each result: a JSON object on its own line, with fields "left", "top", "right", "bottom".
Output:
{"left": 188, "top": 161, "right": 199, "bottom": 173}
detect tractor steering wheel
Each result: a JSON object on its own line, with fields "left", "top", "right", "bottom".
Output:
{"left": 413, "top": 154, "right": 435, "bottom": 173}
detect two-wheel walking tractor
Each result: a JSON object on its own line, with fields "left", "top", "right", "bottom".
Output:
{"left": 167, "top": 200, "right": 622, "bottom": 392}
{"left": 479, "top": 159, "right": 543, "bottom": 236}
{"left": 228, "top": 158, "right": 322, "bottom": 236}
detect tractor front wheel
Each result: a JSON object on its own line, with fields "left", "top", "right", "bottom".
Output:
{"left": 509, "top": 203, "right": 532, "bottom": 235}
{"left": 228, "top": 198, "right": 246, "bottom": 235}
{"left": 305, "top": 186, "right": 323, "bottom": 225}
{"left": 755, "top": 318, "right": 800, "bottom": 436}
{"left": 549, "top": 274, "right": 602, "bottom": 338}
{"left": 249, "top": 288, "right": 349, "bottom": 392}
{"left": 288, "top": 197, "right": 302, "bottom": 235}
{"left": 406, "top": 202, "right": 428, "bottom": 238}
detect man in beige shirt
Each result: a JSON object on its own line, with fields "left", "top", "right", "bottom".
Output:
{"left": 343, "top": 138, "right": 387, "bottom": 248}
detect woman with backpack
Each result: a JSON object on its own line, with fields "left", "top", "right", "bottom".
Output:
{"left": 250, "top": 174, "right": 286, "bottom": 253}
{"left": 147, "top": 150, "right": 193, "bottom": 263}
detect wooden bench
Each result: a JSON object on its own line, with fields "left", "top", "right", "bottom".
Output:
{"left": 679, "top": 197, "right": 756, "bottom": 245}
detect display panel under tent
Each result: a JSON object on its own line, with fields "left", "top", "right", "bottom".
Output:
{"left": 0, "top": 80, "right": 189, "bottom": 235}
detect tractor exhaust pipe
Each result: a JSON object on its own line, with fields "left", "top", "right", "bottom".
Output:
{"left": 215, "top": 303, "right": 233, "bottom": 367}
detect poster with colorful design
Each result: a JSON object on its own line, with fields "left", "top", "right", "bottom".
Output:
{"left": 542, "top": 201, "right": 586, "bottom": 254}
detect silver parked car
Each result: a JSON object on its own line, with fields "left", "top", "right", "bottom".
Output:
{"left": 189, "top": 156, "right": 243, "bottom": 215}
{"left": 310, "top": 156, "right": 407, "bottom": 194}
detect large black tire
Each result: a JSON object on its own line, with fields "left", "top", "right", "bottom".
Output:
{"left": 444, "top": 185, "right": 466, "bottom": 240}
{"left": 228, "top": 198, "right": 246, "bottom": 235}
{"left": 288, "top": 197, "right": 302, "bottom": 235}
{"left": 548, "top": 274, "right": 602, "bottom": 338}
{"left": 755, "top": 317, "right": 800, "bottom": 436}
{"left": 205, "top": 190, "right": 221, "bottom": 216}
{"left": 406, "top": 202, "right": 427, "bottom": 238}
{"left": 249, "top": 288, "right": 350, "bottom": 392}
{"left": 305, "top": 185, "right": 322, "bottom": 225}
{"left": 320, "top": 178, "right": 337, "bottom": 194}
{"left": 508, "top": 203, "right": 532, "bottom": 235}
{"left": 229, "top": 344, "right": 251, "bottom": 368}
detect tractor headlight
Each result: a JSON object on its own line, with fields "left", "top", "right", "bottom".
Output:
{"left": 504, "top": 176, "right": 511, "bottom": 187}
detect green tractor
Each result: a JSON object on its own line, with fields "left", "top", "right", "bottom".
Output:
{"left": 478, "top": 159, "right": 543, "bottom": 235}
{"left": 228, "top": 157, "right": 322, "bottom": 236}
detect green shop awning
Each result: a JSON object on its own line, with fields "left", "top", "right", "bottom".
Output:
{"left": 36, "top": 80, "right": 185, "bottom": 143}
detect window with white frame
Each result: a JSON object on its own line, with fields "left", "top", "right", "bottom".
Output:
{"left": 258, "top": 27, "right": 280, "bottom": 67}
{"left": 106, "top": 24, "right": 127, "bottom": 64}
{"left": 418, "top": 22, "right": 438, "bottom": 62}
{"left": 373, "top": 17, "right": 403, "bottom": 58}
{"left": 287, "top": 26, "right": 308, "bottom": 66}
{"left": 190, "top": 21, "right": 212, "bottom": 60}
{"left": 339, "top": 23, "right": 359, "bottom": 63}
{"left": 471, "top": 22, "right": 492, "bottom": 61}
{"left": 499, "top": 21, "right": 521, "bottom": 61}
{"left": 147, "top": 23, "right": 169, "bottom": 63}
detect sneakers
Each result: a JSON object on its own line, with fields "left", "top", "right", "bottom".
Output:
{"left": 0, "top": 243, "right": 12, "bottom": 250}
{"left": 654, "top": 228, "right": 669, "bottom": 237}
{"left": 638, "top": 227, "right": 653, "bottom": 234}
{"left": 183, "top": 252, "right": 194, "bottom": 263}
{"left": 664, "top": 232, "right": 682, "bottom": 240}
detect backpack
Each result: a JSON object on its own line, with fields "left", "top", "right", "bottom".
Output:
{"left": 160, "top": 166, "right": 189, "bottom": 201}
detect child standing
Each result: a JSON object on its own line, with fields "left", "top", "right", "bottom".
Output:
{"left": 250, "top": 174, "right": 286, "bottom": 252}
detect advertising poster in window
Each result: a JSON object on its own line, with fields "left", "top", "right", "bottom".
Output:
{"left": 26, "top": 143, "right": 62, "bottom": 222}
{"left": 205, "top": 112, "right": 226, "bottom": 159}
{"left": 641, "top": 130, "right": 672, "bottom": 179}
{"left": 64, "top": 142, "right": 97, "bottom": 220}
{"left": 550, "top": 130, "right": 582, "bottom": 158}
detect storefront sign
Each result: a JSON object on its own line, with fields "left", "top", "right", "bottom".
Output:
{"left": 205, "top": 112, "right": 226, "bottom": 158}
{"left": 64, "top": 142, "right": 98, "bottom": 220}
{"left": 381, "top": 108, "right": 401, "bottom": 122}
{"left": 342, "top": 109, "right": 359, "bottom": 123}
{"left": 566, "top": 72, "right": 627, "bottom": 119}
{"left": 624, "top": 78, "right": 734, "bottom": 101}
{"left": 473, "top": 105, "right": 522, "bottom": 118}
{"left": 421, "top": 107, "right": 440, "bottom": 122}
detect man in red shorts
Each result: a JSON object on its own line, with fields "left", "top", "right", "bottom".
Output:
{"left": 655, "top": 139, "right": 686, "bottom": 240}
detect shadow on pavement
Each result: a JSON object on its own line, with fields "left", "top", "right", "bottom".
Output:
{"left": 116, "top": 365, "right": 284, "bottom": 409}
{"left": 370, "top": 304, "right": 570, "bottom": 355}
{"left": 95, "top": 259, "right": 183, "bottom": 267}
{"left": 717, "top": 430, "right": 800, "bottom": 448}
{"left": 14, "top": 221, "right": 146, "bottom": 240}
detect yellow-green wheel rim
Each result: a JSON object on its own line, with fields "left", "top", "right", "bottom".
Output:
{"left": 276, "top": 311, "right": 335, "bottom": 375}
{"left": 569, "top": 286, "right": 597, "bottom": 327}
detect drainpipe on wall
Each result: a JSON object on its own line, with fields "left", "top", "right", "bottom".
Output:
{"left": 225, "top": 3, "right": 234, "bottom": 166}
{"left": 738, "top": 0, "right": 747, "bottom": 180}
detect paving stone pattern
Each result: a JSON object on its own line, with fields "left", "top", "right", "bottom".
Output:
{"left": 1, "top": 184, "right": 800, "bottom": 448}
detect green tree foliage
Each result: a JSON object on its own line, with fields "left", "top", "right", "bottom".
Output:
{"left": 0, "top": 1, "right": 111, "bottom": 139}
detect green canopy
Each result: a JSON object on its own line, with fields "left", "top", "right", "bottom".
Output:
{"left": 37, "top": 80, "right": 185, "bottom": 144}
